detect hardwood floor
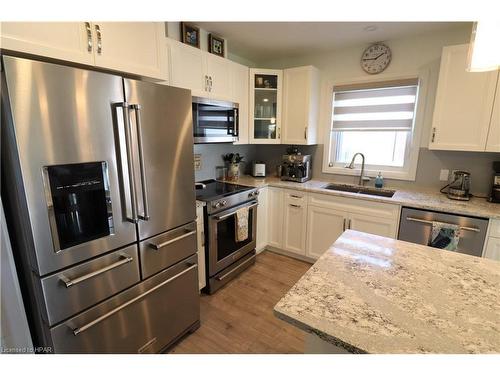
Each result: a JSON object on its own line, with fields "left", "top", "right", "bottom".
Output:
{"left": 169, "top": 250, "right": 311, "bottom": 354}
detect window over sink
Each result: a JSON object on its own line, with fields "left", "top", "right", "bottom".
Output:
{"left": 324, "top": 78, "right": 422, "bottom": 180}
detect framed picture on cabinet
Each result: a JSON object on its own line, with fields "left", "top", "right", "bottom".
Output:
{"left": 208, "top": 34, "right": 225, "bottom": 57}
{"left": 181, "top": 22, "right": 200, "bottom": 48}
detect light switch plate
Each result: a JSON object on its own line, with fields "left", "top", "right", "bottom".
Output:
{"left": 439, "top": 169, "right": 449, "bottom": 181}
{"left": 194, "top": 154, "right": 202, "bottom": 171}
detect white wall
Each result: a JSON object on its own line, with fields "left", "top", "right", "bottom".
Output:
{"left": 259, "top": 25, "right": 472, "bottom": 148}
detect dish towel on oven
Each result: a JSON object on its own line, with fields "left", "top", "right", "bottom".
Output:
{"left": 428, "top": 221, "right": 460, "bottom": 251}
{"left": 235, "top": 206, "right": 249, "bottom": 242}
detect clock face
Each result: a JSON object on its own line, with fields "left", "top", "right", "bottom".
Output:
{"left": 361, "top": 43, "right": 392, "bottom": 74}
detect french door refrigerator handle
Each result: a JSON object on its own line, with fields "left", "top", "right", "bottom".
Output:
{"left": 118, "top": 102, "right": 138, "bottom": 223}
{"left": 131, "top": 104, "right": 150, "bottom": 221}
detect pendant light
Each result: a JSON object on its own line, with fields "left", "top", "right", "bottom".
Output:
{"left": 467, "top": 21, "right": 500, "bottom": 72}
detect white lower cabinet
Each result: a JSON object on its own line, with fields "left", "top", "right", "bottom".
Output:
{"left": 484, "top": 237, "right": 500, "bottom": 261}
{"left": 306, "top": 205, "right": 346, "bottom": 259}
{"left": 348, "top": 211, "right": 398, "bottom": 239}
{"left": 262, "top": 187, "right": 399, "bottom": 261}
{"left": 268, "top": 187, "right": 284, "bottom": 248}
{"left": 283, "top": 190, "right": 308, "bottom": 255}
{"left": 256, "top": 187, "right": 268, "bottom": 253}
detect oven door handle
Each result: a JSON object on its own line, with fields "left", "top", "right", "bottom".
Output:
{"left": 214, "top": 202, "right": 258, "bottom": 221}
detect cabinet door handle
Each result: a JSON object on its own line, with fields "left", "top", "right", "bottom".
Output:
{"left": 348, "top": 219, "right": 352, "bottom": 229}
{"left": 342, "top": 218, "right": 346, "bottom": 231}
{"left": 304, "top": 126, "right": 308, "bottom": 140}
{"left": 277, "top": 127, "right": 281, "bottom": 139}
{"left": 209, "top": 76, "right": 213, "bottom": 92}
{"left": 431, "top": 127, "right": 436, "bottom": 143}
{"left": 95, "top": 24, "right": 102, "bottom": 54}
{"left": 204, "top": 75, "right": 208, "bottom": 91}
{"left": 84, "top": 22, "right": 92, "bottom": 52}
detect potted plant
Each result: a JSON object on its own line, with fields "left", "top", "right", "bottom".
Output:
{"left": 222, "top": 153, "right": 244, "bottom": 181}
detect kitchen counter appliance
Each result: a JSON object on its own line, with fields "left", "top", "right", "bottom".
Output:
{"left": 192, "top": 96, "right": 238, "bottom": 144}
{"left": 398, "top": 207, "right": 488, "bottom": 257}
{"left": 1, "top": 56, "right": 199, "bottom": 353}
{"left": 252, "top": 161, "right": 266, "bottom": 177}
{"left": 195, "top": 180, "right": 258, "bottom": 293}
{"left": 281, "top": 154, "right": 312, "bottom": 183}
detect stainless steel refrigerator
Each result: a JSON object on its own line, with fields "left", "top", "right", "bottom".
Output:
{"left": 1, "top": 56, "right": 200, "bottom": 353}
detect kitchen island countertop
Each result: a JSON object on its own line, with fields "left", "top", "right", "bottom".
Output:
{"left": 274, "top": 230, "right": 500, "bottom": 353}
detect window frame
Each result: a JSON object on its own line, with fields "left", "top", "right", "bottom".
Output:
{"left": 322, "top": 72, "right": 428, "bottom": 181}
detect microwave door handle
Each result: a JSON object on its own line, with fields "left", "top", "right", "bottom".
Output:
{"left": 131, "top": 104, "right": 150, "bottom": 221}
{"left": 117, "top": 103, "right": 138, "bottom": 223}
{"left": 233, "top": 108, "right": 238, "bottom": 137}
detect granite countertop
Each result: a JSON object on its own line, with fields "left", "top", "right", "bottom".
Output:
{"left": 274, "top": 230, "right": 500, "bottom": 354}
{"left": 230, "top": 176, "right": 500, "bottom": 219}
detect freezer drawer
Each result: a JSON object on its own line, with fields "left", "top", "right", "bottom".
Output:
{"left": 398, "top": 207, "right": 489, "bottom": 257}
{"left": 41, "top": 244, "right": 140, "bottom": 326}
{"left": 50, "top": 254, "right": 199, "bottom": 353}
{"left": 139, "top": 222, "right": 197, "bottom": 279}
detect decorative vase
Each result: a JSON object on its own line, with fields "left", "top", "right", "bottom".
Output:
{"left": 227, "top": 163, "right": 240, "bottom": 181}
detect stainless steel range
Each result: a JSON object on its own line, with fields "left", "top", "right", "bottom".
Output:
{"left": 196, "top": 180, "right": 259, "bottom": 293}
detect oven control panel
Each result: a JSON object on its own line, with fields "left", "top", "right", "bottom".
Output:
{"left": 207, "top": 188, "right": 259, "bottom": 214}
{"left": 212, "top": 200, "right": 228, "bottom": 209}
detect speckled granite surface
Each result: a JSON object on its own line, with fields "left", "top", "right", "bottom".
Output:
{"left": 230, "top": 176, "right": 500, "bottom": 219}
{"left": 274, "top": 230, "right": 500, "bottom": 353}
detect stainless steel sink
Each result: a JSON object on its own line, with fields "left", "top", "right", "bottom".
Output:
{"left": 322, "top": 183, "right": 396, "bottom": 198}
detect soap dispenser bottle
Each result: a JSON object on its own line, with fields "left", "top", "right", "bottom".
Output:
{"left": 375, "top": 172, "right": 384, "bottom": 188}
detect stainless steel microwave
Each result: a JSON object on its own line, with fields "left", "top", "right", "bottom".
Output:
{"left": 192, "top": 96, "right": 238, "bottom": 143}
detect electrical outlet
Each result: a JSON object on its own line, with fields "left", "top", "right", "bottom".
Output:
{"left": 194, "top": 154, "right": 202, "bottom": 171}
{"left": 439, "top": 169, "right": 449, "bottom": 181}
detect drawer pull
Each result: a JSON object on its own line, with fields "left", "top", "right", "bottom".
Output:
{"left": 73, "top": 263, "right": 197, "bottom": 335}
{"left": 290, "top": 195, "right": 303, "bottom": 199}
{"left": 149, "top": 230, "right": 196, "bottom": 250}
{"left": 289, "top": 204, "right": 301, "bottom": 208}
{"left": 406, "top": 217, "right": 480, "bottom": 233}
{"left": 59, "top": 254, "right": 133, "bottom": 288}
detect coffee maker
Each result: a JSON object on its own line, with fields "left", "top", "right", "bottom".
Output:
{"left": 280, "top": 148, "right": 312, "bottom": 183}
{"left": 489, "top": 161, "right": 500, "bottom": 203}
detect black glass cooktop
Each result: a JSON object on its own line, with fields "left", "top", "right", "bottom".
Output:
{"left": 195, "top": 179, "right": 252, "bottom": 201}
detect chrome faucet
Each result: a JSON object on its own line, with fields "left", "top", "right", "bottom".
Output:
{"left": 345, "top": 153, "right": 370, "bottom": 186}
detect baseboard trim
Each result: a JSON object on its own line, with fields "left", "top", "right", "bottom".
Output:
{"left": 263, "top": 246, "right": 315, "bottom": 264}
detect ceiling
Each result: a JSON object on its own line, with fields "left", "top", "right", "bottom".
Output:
{"left": 196, "top": 22, "right": 471, "bottom": 62}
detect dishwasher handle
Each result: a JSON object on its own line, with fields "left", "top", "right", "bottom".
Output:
{"left": 406, "top": 217, "right": 480, "bottom": 233}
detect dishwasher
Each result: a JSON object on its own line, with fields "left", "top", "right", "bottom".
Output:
{"left": 398, "top": 207, "right": 489, "bottom": 257}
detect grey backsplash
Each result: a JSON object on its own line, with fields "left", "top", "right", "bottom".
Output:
{"left": 194, "top": 143, "right": 499, "bottom": 196}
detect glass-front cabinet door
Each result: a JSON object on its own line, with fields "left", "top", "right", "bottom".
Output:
{"left": 249, "top": 68, "right": 283, "bottom": 144}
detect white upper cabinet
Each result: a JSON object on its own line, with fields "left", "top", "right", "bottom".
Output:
{"left": 249, "top": 69, "right": 283, "bottom": 144}
{"left": 92, "top": 22, "right": 166, "bottom": 80}
{"left": 232, "top": 62, "right": 250, "bottom": 145}
{"left": 282, "top": 66, "right": 320, "bottom": 145}
{"left": 168, "top": 39, "right": 206, "bottom": 97}
{"left": 0, "top": 22, "right": 166, "bottom": 80}
{"left": 430, "top": 44, "right": 499, "bottom": 151}
{"left": 486, "top": 76, "right": 500, "bottom": 152}
{"left": 0, "top": 22, "right": 95, "bottom": 65}
{"left": 168, "top": 38, "right": 233, "bottom": 100}
{"left": 205, "top": 54, "right": 233, "bottom": 101}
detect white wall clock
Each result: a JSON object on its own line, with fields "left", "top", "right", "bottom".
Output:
{"left": 361, "top": 43, "right": 392, "bottom": 74}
